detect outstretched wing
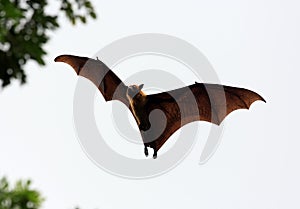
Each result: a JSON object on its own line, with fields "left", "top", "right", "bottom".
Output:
{"left": 54, "top": 54, "right": 129, "bottom": 106}
{"left": 142, "top": 83, "right": 266, "bottom": 151}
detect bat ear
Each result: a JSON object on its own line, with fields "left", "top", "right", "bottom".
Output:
{"left": 138, "top": 84, "right": 144, "bottom": 90}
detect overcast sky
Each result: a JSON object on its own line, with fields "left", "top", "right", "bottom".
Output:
{"left": 1, "top": 0, "right": 300, "bottom": 209}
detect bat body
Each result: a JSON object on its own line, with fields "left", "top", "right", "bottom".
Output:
{"left": 55, "top": 55, "right": 266, "bottom": 159}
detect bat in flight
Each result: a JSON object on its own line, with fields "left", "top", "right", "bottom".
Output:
{"left": 55, "top": 54, "right": 266, "bottom": 159}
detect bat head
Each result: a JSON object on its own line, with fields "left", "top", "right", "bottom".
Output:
{"left": 126, "top": 84, "right": 144, "bottom": 99}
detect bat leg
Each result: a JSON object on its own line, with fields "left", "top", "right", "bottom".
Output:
{"left": 153, "top": 149, "right": 158, "bottom": 159}
{"left": 144, "top": 146, "right": 149, "bottom": 157}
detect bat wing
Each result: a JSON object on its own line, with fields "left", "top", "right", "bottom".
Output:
{"left": 142, "top": 83, "right": 266, "bottom": 151}
{"left": 54, "top": 55, "right": 129, "bottom": 106}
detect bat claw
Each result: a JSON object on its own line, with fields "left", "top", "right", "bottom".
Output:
{"left": 144, "top": 147, "right": 149, "bottom": 157}
{"left": 153, "top": 150, "right": 158, "bottom": 159}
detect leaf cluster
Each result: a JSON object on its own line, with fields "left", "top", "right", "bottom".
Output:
{"left": 0, "top": 0, "right": 97, "bottom": 87}
{"left": 0, "top": 177, "right": 43, "bottom": 209}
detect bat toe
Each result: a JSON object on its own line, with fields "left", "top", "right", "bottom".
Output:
{"left": 153, "top": 149, "right": 158, "bottom": 159}
{"left": 144, "top": 147, "right": 149, "bottom": 157}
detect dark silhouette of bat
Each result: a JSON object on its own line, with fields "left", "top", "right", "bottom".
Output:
{"left": 55, "top": 54, "right": 266, "bottom": 159}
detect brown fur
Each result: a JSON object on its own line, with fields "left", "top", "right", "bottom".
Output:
{"left": 126, "top": 85, "right": 147, "bottom": 127}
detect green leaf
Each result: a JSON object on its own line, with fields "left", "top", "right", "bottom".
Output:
{"left": 0, "top": 0, "right": 97, "bottom": 87}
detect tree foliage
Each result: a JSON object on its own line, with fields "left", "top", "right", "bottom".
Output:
{"left": 0, "top": 177, "right": 43, "bottom": 209}
{"left": 0, "top": 0, "right": 97, "bottom": 87}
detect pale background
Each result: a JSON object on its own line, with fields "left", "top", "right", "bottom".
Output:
{"left": 0, "top": 0, "right": 299, "bottom": 209}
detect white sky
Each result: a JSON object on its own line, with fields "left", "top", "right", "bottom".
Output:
{"left": 1, "top": 0, "right": 300, "bottom": 209}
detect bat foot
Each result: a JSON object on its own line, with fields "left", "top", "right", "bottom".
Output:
{"left": 153, "top": 150, "right": 158, "bottom": 159}
{"left": 144, "top": 147, "right": 149, "bottom": 157}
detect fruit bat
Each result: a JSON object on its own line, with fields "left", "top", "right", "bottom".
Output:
{"left": 55, "top": 54, "right": 266, "bottom": 159}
